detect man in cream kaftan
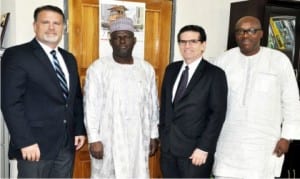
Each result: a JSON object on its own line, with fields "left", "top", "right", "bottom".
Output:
{"left": 84, "top": 17, "right": 159, "bottom": 179}
{"left": 212, "top": 16, "right": 300, "bottom": 179}
{"left": 84, "top": 56, "right": 159, "bottom": 178}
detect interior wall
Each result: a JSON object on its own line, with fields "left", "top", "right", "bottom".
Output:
{"left": 173, "top": 0, "right": 247, "bottom": 61}
{"left": 1, "top": 0, "right": 248, "bottom": 59}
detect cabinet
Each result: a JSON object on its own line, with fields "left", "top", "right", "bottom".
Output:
{"left": 281, "top": 141, "right": 300, "bottom": 178}
{"left": 262, "top": 2, "right": 300, "bottom": 85}
{"left": 262, "top": 2, "right": 300, "bottom": 178}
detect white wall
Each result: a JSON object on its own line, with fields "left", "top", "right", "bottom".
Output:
{"left": 173, "top": 0, "right": 247, "bottom": 61}
{"left": 1, "top": 0, "right": 247, "bottom": 59}
{"left": 1, "top": 0, "right": 64, "bottom": 48}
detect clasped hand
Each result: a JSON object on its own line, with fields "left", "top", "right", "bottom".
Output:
{"left": 189, "top": 148, "right": 208, "bottom": 166}
{"left": 21, "top": 143, "right": 40, "bottom": 161}
{"left": 273, "top": 138, "right": 290, "bottom": 157}
{"left": 89, "top": 141, "right": 104, "bottom": 159}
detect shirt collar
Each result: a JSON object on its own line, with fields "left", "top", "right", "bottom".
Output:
{"left": 183, "top": 57, "right": 202, "bottom": 72}
{"left": 36, "top": 38, "right": 58, "bottom": 54}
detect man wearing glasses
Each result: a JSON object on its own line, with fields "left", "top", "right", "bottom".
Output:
{"left": 159, "top": 25, "right": 228, "bottom": 178}
{"left": 212, "top": 16, "right": 300, "bottom": 178}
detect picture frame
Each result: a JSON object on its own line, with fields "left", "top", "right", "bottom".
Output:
{"left": 0, "top": 12, "right": 10, "bottom": 48}
{"left": 100, "top": 0, "right": 145, "bottom": 59}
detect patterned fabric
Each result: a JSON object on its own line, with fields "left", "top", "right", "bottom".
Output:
{"left": 84, "top": 56, "right": 159, "bottom": 179}
{"left": 110, "top": 17, "right": 135, "bottom": 33}
{"left": 50, "top": 50, "right": 68, "bottom": 100}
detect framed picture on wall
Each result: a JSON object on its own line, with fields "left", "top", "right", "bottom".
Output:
{"left": 100, "top": 0, "right": 145, "bottom": 59}
{"left": 0, "top": 12, "right": 10, "bottom": 48}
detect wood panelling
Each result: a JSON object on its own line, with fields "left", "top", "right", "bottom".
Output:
{"left": 69, "top": 0, "right": 99, "bottom": 86}
{"left": 68, "top": 0, "right": 173, "bottom": 178}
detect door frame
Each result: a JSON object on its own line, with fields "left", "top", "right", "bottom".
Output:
{"left": 170, "top": 0, "right": 177, "bottom": 63}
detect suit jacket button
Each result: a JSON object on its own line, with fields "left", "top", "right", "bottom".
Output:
{"left": 63, "top": 120, "right": 67, "bottom": 124}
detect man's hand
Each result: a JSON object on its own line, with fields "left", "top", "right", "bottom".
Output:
{"left": 21, "top": 143, "right": 40, "bottom": 161}
{"left": 89, "top": 141, "right": 104, "bottom": 159}
{"left": 75, "top": 135, "right": 86, "bottom": 150}
{"left": 149, "top": 138, "right": 159, "bottom": 156}
{"left": 189, "top": 148, "right": 208, "bottom": 166}
{"left": 273, "top": 138, "right": 290, "bottom": 157}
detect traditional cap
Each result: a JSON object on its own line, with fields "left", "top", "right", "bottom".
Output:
{"left": 110, "top": 17, "right": 135, "bottom": 33}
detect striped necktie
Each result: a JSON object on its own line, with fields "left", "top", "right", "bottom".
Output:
{"left": 50, "top": 50, "right": 68, "bottom": 100}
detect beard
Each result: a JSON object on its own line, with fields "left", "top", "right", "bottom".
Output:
{"left": 43, "top": 33, "right": 62, "bottom": 44}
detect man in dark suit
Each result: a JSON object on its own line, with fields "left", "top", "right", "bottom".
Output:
{"left": 159, "top": 25, "right": 228, "bottom": 178}
{"left": 1, "top": 5, "right": 86, "bottom": 178}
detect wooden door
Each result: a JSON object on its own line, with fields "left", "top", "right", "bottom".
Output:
{"left": 68, "top": 0, "right": 173, "bottom": 178}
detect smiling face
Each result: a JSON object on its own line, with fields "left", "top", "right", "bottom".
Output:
{"left": 33, "top": 10, "right": 64, "bottom": 49}
{"left": 235, "top": 16, "right": 263, "bottom": 56}
{"left": 178, "top": 31, "right": 206, "bottom": 64}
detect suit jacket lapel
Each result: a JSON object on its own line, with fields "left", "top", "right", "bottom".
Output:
{"left": 181, "top": 59, "right": 207, "bottom": 99}
{"left": 170, "top": 62, "right": 183, "bottom": 88}
{"left": 31, "top": 39, "right": 66, "bottom": 100}
{"left": 168, "top": 61, "right": 183, "bottom": 100}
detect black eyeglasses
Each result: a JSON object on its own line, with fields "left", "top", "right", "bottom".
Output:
{"left": 178, "top": 39, "right": 201, "bottom": 45}
{"left": 235, "top": 28, "right": 262, "bottom": 35}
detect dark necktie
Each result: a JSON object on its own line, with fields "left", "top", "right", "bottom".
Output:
{"left": 174, "top": 65, "right": 189, "bottom": 103}
{"left": 50, "top": 50, "right": 68, "bottom": 100}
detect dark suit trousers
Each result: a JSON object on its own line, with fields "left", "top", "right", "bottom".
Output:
{"left": 160, "top": 151, "right": 213, "bottom": 178}
{"left": 17, "top": 130, "right": 75, "bottom": 178}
